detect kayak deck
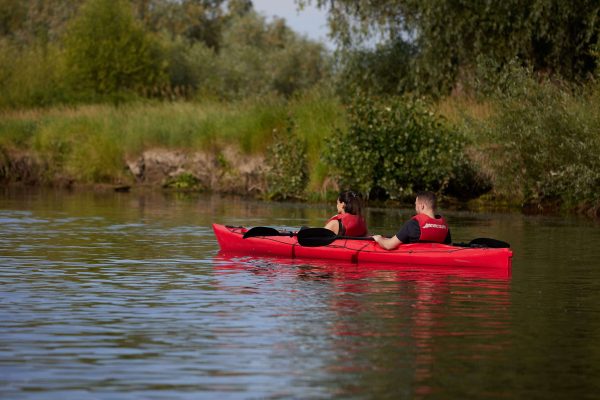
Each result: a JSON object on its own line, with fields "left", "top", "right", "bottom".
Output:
{"left": 213, "top": 224, "right": 513, "bottom": 269}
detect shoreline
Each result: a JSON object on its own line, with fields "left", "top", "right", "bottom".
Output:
{"left": 0, "top": 175, "right": 568, "bottom": 219}
{"left": 2, "top": 147, "right": 598, "bottom": 220}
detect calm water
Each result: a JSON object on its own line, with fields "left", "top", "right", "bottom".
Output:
{"left": 1, "top": 188, "right": 599, "bottom": 399}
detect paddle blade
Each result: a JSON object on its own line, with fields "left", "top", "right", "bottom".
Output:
{"left": 243, "top": 226, "right": 281, "bottom": 238}
{"left": 297, "top": 227, "right": 337, "bottom": 247}
{"left": 469, "top": 237, "right": 510, "bottom": 248}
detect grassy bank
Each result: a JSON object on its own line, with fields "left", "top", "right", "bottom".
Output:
{"left": 1, "top": 75, "right": 599, "bottom": 217}
{"left": 0, "top": 88, "right": 345, "bottom": 190}
{"left": 436, "top": 73, "right": 600, "bottom": 216}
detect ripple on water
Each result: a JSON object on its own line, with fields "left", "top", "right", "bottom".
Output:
{"left": 1, "top": 196, "right": 600, "bottom": 399}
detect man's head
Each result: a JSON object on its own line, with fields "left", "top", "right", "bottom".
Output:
{"left": 415, "top": 191, "right": 437, "bottom": 214}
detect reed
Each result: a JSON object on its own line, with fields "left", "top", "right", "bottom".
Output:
{"left": 0, "top": 91, "right": 345, "bottom": 185}
{"left": 3, "top": 78, "right": 598, "bottom": 215}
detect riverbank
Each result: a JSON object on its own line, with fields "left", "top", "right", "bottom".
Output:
{"left": 0, "top": 145, "right": 269, "bottom": 195}
{"left": 2, "top": 147, "right": 597, "bottom": 218}
{"left": 0, "top": 92, "right": 344, "bottom": 196}
{"left": 2, "top": 83, "right": 600, "bottom": 218}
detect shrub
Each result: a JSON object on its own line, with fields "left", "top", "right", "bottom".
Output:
{"left": 324, "top": 94, "right": 469, "bottom": 200}
{"left": 266, "top": 118, "right": 308, "bottom": 200}
{"left": 163, "top": 172, "right": 202, "bottom": 190}
{"left": 465, "top": 65, "right": 600, "bottom": 211}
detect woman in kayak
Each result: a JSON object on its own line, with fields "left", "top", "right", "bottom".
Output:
{"left": 373, "top": 191, "right": 451, "bottom": 249}
{"left": 324, "top": 190, "right": 368, "bottom": 236}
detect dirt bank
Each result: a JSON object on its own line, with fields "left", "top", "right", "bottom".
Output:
{"left": 0, "top": 146, "right": 268, "bottom": 194}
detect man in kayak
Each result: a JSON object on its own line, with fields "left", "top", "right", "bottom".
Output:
{"left": 324, "top": 190, "right": 368, "bottom": 236}
{"left": 372, "top": 191, "right": 451, "bottom": 249}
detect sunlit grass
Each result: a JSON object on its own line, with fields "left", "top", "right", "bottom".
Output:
{"left": 0, "top": 92, "right": 345, "bottom": 185}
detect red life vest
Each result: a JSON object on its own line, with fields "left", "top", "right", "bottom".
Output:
{"left": 412, "top": 214, "right": 449, "bottom": 243}
{"left": 327, "top": 213, "right": 367, "bottom": 236}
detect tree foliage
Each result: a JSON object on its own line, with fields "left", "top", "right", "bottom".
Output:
{"left": 0, "top": 0, "right": 82, "bottom": 45}
{"left": 132, "top": 0, "right": 232, "bottom": 50}
{"left": 311, "top": 0, "right": 600, "bottom": 95}
{"left": 64, "top": 0, "right": 167, "bottom": 101}
{"left": 335, "top": 39, "right": 416, "bottom": 100}
{"left": 0, "top": 0, "right": 330, "bottom": 106}
{"left": 214, "top": 11, "right": 329, "bottom": 99}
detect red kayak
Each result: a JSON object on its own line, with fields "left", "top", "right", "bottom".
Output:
{"left": 212, "top": 224, "right": 513, "bottom": 269}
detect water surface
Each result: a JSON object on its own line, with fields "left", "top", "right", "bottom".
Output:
{"left": 1, "top": 188, "right": 599, "bottom": 399}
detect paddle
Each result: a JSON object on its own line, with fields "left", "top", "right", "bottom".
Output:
{"left": 460, "top": 238, "right": 510, "bottom": 248}
{"left": 297, "top": 227, "right": 511, "bottom": 249}
{"left": 297, "top": 227, "right": 373, "bottom": 247}
{"left": 242, "top": 226, "right": 295, "bottom": 239}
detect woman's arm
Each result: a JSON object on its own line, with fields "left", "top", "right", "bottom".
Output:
{"left": 324, "top": 219, "right": 339, "bottom": 234}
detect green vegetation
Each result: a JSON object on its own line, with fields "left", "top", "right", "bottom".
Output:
{"left": 324, "top": 94, "right": 475, "bottom": 201}
{"left": 0, "top": 91, "right": 344, "bottom": 185}
{"left": 164, "top": 172, "right": 203, "bottom": 190}
{"left": 460, "top": 65, "right": 600, "bottom": 214}
{"left": 1, "top": 0, "right": 599, "bottom": 216}
{"left": 64, "top": 0, "right": 167, "bottom": 103}
{"left": 319, "top": 0, "right": 600, "bottom": 97}
{"left": 266, "top": 119, "right": 308, "bottom": 200}
{"left": 0, "top": 0, "right": 329, "bottom": 108}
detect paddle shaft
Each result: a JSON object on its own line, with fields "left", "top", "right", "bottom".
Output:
{"left": 243, "top": 226, "right": 296, "bottom": 239}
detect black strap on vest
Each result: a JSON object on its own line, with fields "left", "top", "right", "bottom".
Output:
{"left": 338, "top": 219, "right": 346, "bottom": 236}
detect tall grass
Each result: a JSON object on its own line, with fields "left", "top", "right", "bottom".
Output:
{"left": 0, "top": 90, "right": 345, "bottom": 185}
{"left": 455, "top": 69, "right": 600, "bottom": 214}
{"left": 3, "top": 71, "right": 598, "bottom": 216}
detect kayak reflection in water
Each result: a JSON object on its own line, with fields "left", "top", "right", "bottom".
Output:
{"left": 373, "top": 191, "right": 452, "bottom": 250}
{"left": 323, "top": 190, "right": 368, "bottom": 237}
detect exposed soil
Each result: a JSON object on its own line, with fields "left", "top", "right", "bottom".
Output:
{"left": 0, "top": 146, "right": 268, "bottom": 195}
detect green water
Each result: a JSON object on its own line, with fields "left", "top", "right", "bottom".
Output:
{"left": 1, "top": 188, "right": 599, "bottom": 399}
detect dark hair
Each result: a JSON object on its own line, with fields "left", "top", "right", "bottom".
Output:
{"left": 416, "top": 191, "right": 437, "bottom": 209}
{"left": 338, "top": 190, "right": 363, "bottom": 215}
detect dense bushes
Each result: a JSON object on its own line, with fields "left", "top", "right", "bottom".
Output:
{"left": 1, "top": 1, "right": 599, "bottom": 217}
{"left": 266, "top": 119, "right": 308, "bottom": 200}
{"left": 463, "top": 66, "right": 600, "bottom": 213}
{"left": 324, "top": 94, "right": 475, "bottom": 200}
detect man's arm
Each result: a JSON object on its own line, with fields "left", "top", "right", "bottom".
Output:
{"left": 372, "top": 219, "right": 419, "bottom": 249}
{"left": 372, "top": 234, "right": 402, "bottom": 250}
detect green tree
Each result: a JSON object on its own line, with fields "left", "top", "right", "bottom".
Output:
{"left": 195, "top": 10, "right": 329, "bottom": 99}
{"left": 132, "top": 0, "right": 232, "bottom": 50}
{"left": 335, "top": 40, "right": 417, "bottom": 99}
{"left": 64, "top": 0, "right": 166, "bottom": 101}
{"left": 310, "top": 0, "right": 600, "bottom": 95}
{"left": 0, "top": 0, "right": 83, "bottom": 45}
{"left": 0, "top": 0, "right": 27, "bottom": 38}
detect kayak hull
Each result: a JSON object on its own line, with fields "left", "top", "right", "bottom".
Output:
{"left": 212, "top": 224, "right": 513, "bottom": 269}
